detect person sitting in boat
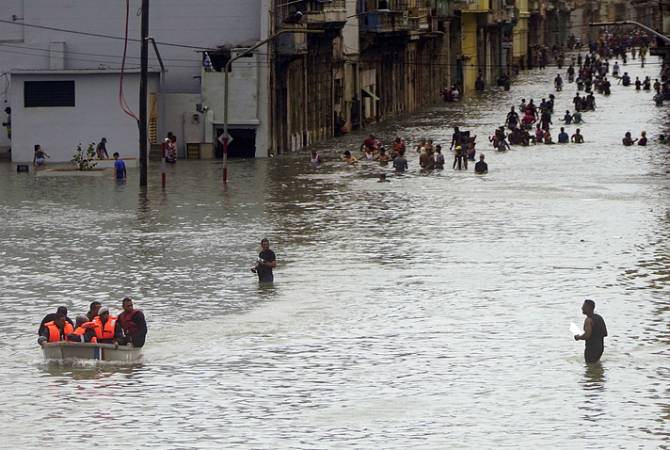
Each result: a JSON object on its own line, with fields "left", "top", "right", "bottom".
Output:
{"left": 117, "top": 297, "right": 147, "bottom": 348}
{"left": 86, "top": 301, "right": 101, "bottom": 321}
{"left": 66, "top": 315, "right": 98, "bottom": 343}
{"left": 38, "top": 306, "right": 73, "bottom": 336}
{"left": 93, "top": 307, "right": 123, "bottom": 344}
{"left": 38, "top": 312, "right": 74, "bottom": 345}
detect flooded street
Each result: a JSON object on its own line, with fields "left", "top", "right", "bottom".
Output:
{"left": 1, "top": 58, "right": 669, "bottom": 449}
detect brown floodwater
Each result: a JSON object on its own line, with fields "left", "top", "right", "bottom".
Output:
{"left": 0, "top": 57, "right": 668, "bottom": 449}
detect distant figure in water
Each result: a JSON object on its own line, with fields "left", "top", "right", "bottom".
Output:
{"left": 377, "top": 173, "right": 390, "bottom": 183}
{"left": 574, "top": 299, "right": 608, "bottom": 364}
{"left": 622, "top": 132, "right": 637, "bottom": 146}
{"left": 474, "top": 154, "right": 488, "bottom": 174}
{"left": 638, "top": 131, "right": 648, "bottom": 146}
{"left": 342, "top": 150, "right": 357, "bottom": 165}
{"left": 310, "top": 150, "right": 322, "bottom": 166}
{"left": 251, "top": 238, "right": 276, "bottom": 283}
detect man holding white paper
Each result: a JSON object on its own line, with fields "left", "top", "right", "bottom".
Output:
{"left": 574, "top": 299, "right": 608, "bottom": 363}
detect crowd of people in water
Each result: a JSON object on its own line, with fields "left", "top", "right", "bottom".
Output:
{"left": 38, "top": 298, "right": 147, "bottom": 348}
{"left": 313, "top": 130, "right": 488, "bottom": 179}
{"left": 306, "top": 30, "right": 667, "bottom": 185}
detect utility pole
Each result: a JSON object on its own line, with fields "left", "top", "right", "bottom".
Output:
{"left": 139, "top": 0, "right": 149, "bottom": 187}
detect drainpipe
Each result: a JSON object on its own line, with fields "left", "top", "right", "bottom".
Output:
{"left": 147, "top": 37, "right": 166, "bottom": 158}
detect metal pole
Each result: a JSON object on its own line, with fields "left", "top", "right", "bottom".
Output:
{"left": 139, "top": 0, "right": 149, "bottom": 187}
{"left": 222, "top": 28, "right": 322, "bottom": 184}
{"left": 223, "top": 67, "right": 229, "bottom": 184}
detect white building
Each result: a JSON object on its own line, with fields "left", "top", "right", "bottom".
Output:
{"left": 0, "top": 0, "right": 271, "bottom": 162}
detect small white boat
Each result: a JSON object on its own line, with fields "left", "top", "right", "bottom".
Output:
{"left": 42, "top": 342, "right": 143, "bottom": 363}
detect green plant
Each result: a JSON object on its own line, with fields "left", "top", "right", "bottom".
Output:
{"left": 71, "top": 142, "right": 98, "bottom": 171}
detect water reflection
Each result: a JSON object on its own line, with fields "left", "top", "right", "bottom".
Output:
{"left": 43, "top": 362, "right": 141, "bottom": 380}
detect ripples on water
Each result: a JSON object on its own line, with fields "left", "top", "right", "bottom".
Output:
{"left": 0, "top": 59, "right": 669, "bottom": 448}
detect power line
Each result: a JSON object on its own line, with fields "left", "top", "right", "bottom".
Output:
{"left": 0, "top": 18, "right": 218, "bottom": 51}
{"left": 0, "top": 42, "right": 201, "bottom": 63}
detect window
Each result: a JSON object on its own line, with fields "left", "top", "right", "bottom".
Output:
{"left": 24, "top": 80, "right": 75, "bottom": 107}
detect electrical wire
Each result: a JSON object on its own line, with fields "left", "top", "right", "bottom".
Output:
{"left": 119, "top": 0, "right": 139, "bottom": 121}
{"left": 0, "top": 18, "right": 217, "bottom": 51}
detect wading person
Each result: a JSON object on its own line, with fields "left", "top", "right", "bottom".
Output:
{"left": 622, "top": 132, "right": 637, "bottom": 146}
{"left": 474, "top": 154, "right": 488, "bottom": 174}
{"left": 113, "top": 152, "right": 126, "bottom": 180}
{"left": 571, "top": 129, "right": 584, "bottom": 144}
{"left": 574, "top": 299, "right": 608, "bottom": 364}
{"left": 118, "top": 297, "right": 147, "bottom": 347}
{"left": 453, "top": 145, "right": 466, "bottom": 170}
{"left": 251, "top": 238, "right": 277, "bottom": 283}
{"left": 393, "top": 149, "right": 408, "bottom": 173}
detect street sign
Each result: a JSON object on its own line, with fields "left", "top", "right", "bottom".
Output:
{"left": 217, "top": 133, "right": 233, "bottom": 146}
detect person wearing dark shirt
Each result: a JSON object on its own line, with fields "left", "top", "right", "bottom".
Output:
{"left": 38, "top": 306, "right": 73, "bottom": 335}
{"left": 622, "top": 132, "right": 637, "bottom": 146}
{"left": 38, "top": 313, "right": 73, "bottom": 345}
{"left": 450, "top": 127, "right": 463, "bottom": 150}
{"left": 393, "top": 150, "right": 408, "bottom": 173}
{"left": 574, "top": 299, "right": 608, "bottom": 363}
{"left": 474, "top": 154, "right": 488, "bottom": 174}
{"left": 86, "top": 301, "right": 102, "bottom": 321}
{"left": 118, "top": 297, "right": 147, "bottom": 347}
{"left": 505, "top": 107, "right": 519, "bottom": 129}
{"left": 251, "top": 238, "right": 277, "bottom": 283}
{"left": 558, "top": 127, "right": 569, "bottom": 143}
{"left": 638, "top": 131, "right": 648, "bottom": 146}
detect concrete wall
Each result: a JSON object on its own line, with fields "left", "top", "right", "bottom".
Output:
{"left": 200, "top": 47, "right": 270, "bottom": 157}
{"left": 10, "top": 72, "right": 158, "bottom": 162}
{"left": 0, "top": 0, "right": 265, "bottom": 151}
{"left": 163, "top": 93, "right": 201, "bottom": 158}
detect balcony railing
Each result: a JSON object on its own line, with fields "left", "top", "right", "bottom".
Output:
{"left": 302, "top": 0, "right": 347, "bottom": 28}
{"left": 360, "top": 9, "right": 409, "bottom": 33}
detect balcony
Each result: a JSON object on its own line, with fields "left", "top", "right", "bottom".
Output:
{"left": 302, "top": 0, "right": 347, "bottom": 29}
{"left": 360, "top": 10, "right": 409, "bottom": 33}
{"left": 408, "top": 7, "right": 431, "bottom": 31}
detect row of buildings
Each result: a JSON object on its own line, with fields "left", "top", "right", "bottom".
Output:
{"left": 0, "top": 0, "right": 665, "bottom": 163}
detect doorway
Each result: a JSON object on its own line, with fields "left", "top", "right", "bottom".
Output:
{"left": 215, "top": 128, "right": 257, "bottom": 158}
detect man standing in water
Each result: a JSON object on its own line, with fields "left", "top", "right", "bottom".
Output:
{"left": 252, "top": 238, "right": 277, "bottom": 283}
{"left": 574, "top": 299, "right": 608, "bottom": 363}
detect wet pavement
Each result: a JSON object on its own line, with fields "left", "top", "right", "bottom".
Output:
{"left": 0, "top": 56, "right": 669, "bottom": 449}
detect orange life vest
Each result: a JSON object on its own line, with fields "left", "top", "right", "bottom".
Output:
{"left": 71, "top": 323, "right": 98, "bottom": 343}
{"left": 93, "top": 316, "right": 118, "bottom": 340}
{"left": 45, "top": 321, "right": 74, "bottom": 342}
